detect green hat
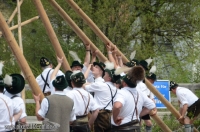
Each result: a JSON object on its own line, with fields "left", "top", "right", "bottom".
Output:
{"left": 70, "top": 61, "right": 83, "bottom": 69}
{"left": 5, "top": 74, "right": 25, "bottom": 94}
{"left": 70, "top": 71, "right": 86, "bottom": 85}
{"left": 169, "top": 81, "right": 178, "bottom": 91}
{"left": 65, "top": 70, "right": 73, "bottom": 87}
{"left": 126, "top": 59, "right": 139, "bottom": 67}
{"left": 139, "top": 60, "right": 149, "bottom": 71}
{"left": 40, "top": 57, "right": 51, "bottom": 67}
{"left": 0, "top": 77, "right": 5, "bottom": 87}
{"left": 53, "top": 75, "right": 68, "bottom": 90}
{"left": 105, "top": 69, "right": 121, "bottom": 83}
{"left": 93, "top": 62, "right": 105, "bottom": 77}
{"left": 122, "top": 74, "right": 137, "bottom": 88}
{"left": 146, "top": 73, "right": 157, "bottom": 81}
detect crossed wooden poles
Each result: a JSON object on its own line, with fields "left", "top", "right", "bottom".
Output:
{"left": 0, "top": 0, "right": 198, "bottom": 131}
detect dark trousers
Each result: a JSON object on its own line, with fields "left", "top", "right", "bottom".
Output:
{"left": 70, "top": 125, "right": 90, "bottom": 132}
{"left": 94, "top": 110, "right": 112, "bottom": 132}
{"left": 111, "top": 120, "right": 140, "bottom": 132}
{"left": 111, "top": 129, "right": 140, "bottom": 132}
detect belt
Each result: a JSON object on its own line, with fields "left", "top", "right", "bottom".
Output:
{"left": 44, "top": 92, "right": 51, "bottom": 96}
{"left": 112, "top": 119, "right": 139, "bottom": 130}
{"left": 100, "top": 109, "right": 112, "bottom": 113}
{"left": 76, "top": 115, "right": 88, "bottom": 120}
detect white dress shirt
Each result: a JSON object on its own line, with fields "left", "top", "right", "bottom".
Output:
{"left": 4, "top": 91, "right": 27, "bottom": 120}
{"left": 85, "top": 77, "right": 113, "bottom": 110}
{"left": 36, "top": 68, "right": 64, "bottom": 93}
{"left": 136, "top": 80, "right": 154, "bottom": 99}
{"left": 63, "top": 86, "right": 73, "bottom": 94}
{"left": 0, "top": 93, "right": 21, "bottom": 131}
{"left": 176, "top": 87, "right": 198, "bottom": 107}
{"left": 111, "top": 87, "right": 155, "bottom": 126}
{"left": 38, "top": 91, "right": 75, "bottom": 121}
{"left": 66, "top": 87, "right": 98, "bottom": 116}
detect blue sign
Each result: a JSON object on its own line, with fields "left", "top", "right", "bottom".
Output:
{"left": 153, "top": 80, "right": 170, "bottom": 108}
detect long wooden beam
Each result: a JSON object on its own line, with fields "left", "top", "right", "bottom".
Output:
{"left": 32, "top": 0, "right": 71, "bottom": 71}
{"left": 17, "top": 0, "right": 26, "bottom": 103}
{"left": 0, "top": 11, "right": 44, "bottom": 101}
{"left": 65, "top": 0, "right": 129, "bottom": 63}
{"left": 48, "top": 0, "right": 108, "bottom": 63}
{"left": 0, "top": 16, "right": 39, "bottom": 36}
{"left": 7, "top": 0, "right": 24, "bottom": 25}
{"left": 145, "top": 79, "right": 199, "bottom": 132}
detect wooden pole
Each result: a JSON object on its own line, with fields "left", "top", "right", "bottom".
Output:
{"left": 48, "top": 0, "right": 108, "bottom": 62}
{"left": 0, "top": 16, "right": 39, "bottom": 36}
{"left": 149, "top": 110, "right": 172, "bottom": 132}
{"left": 32, "top": 0, "right": 71, "bottom": 71}
{"left": 0, "top": 11, "right": 44, "bottom": 101}
{"left": 145, "top": 79, "right": 199, "bottom": 132}
{"left": 65, "top": 0, "right": 129, "bottom": 63}
{"left": 17, "top": 0, "right": 26, "bottom": 103}
{"left": 7, "top": 0, "right": 24, "bottom": 25}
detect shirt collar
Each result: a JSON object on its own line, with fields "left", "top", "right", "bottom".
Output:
{"left": 54, "top": 91, "right": 65, "bottom": 95}
{"left": 123, "top": 86, "right": 137, "bottom": 92}
{"left": 94, "top": 77, "right": 105, "bottom": 82}
{"left": 73, "top": 87, "right": 83, "bottom": 90}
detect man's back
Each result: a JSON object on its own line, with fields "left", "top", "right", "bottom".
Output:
{"left": 45, "top": 94, "right": 74, "bottom": 132}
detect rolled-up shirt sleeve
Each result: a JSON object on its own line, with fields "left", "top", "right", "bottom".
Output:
{"left": 114, "top": 90, "right": 125, "bottom": 106}
{"left": 178, "top": 92, "right": 188, "bottom": 106}
{"left": 143, "top": 94, "right": 156, "bottom": 110}
{"left": 85, "top": 82, "right": 102, "bottom": 92}
{"left": 38, "top": 98, "right": 49, "bottom": 118}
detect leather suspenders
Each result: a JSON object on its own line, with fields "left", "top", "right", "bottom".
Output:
{"left": 0, "top": 97, "right": 12, "bottom": 125}
{"left": 104, "top": 84, "right": 117, "bottom": 110}
{"left": 41, "top": 69, "right": 52, "bottom": 93}
{"left": 128, "top": 91, "right": 139, "bottom": 121}
{"left": 76, "top": 90, "right": 90, "bottom": 115}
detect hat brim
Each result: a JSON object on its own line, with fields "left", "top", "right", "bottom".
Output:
{"left": 93, "top": 62, "right": 105, "bottom": 77}
{"left": 5, "top": 74, "right": 25, "bottom": 94}
{"left": 70, "top": 64, "right": 83, "bottom": 69}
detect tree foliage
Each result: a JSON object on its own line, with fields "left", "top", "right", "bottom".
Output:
{"left": 0, "top": 0, "right": 200, "bottom": 82}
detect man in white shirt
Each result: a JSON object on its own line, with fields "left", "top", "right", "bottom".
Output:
{"left": 111, "top": 66, "right": 156, "bottom": 132}
{"left": 34, "top": 57, "right": 75, "bottom": 132}
{"left": 0, "top": 77, "right": 22, "bottom": 132}
{"left": 36, "top": 57, "right": 64, "bottom": 96}
{"left": 170, "top": 81, "right": 200, "bottom": 132}
{"left": 84, "top": 62, "right": 113, "bottom": 132}
{"left": 4, "top": 74, "right": 27, "bottom": 132}
{"left": 66, "top": 71, "right": 99, "bottom": 132}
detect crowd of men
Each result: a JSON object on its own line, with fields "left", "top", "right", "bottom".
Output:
{"left": 0, "top": 44, "right": 200, "bottom": 132}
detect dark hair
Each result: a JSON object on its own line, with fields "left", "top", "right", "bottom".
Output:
{"left": 128, "top": 66, "right": 145, "bottom": 84}
{"left": 71, "top": 80, "right": 83, "bottom": 88}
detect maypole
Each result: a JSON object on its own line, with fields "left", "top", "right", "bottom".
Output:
{"left": 32, "top": 0, "right": 71, "bottom": 71}
{"left": 65, "top": 0, "right": 129, "bottom": 63}
{"left": 0, "top": 11, "right": 44, "bottom": 101}
{"left": 48, "top": 0, "right": 108, "bottom": 63}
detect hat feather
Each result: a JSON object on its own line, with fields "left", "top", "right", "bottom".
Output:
{"left": 0, "top": 61, "right": 4, "bottom": 75}
{"left": 104, "top": 61, "right": 114, "bottom": 70}
{"left": 3, "top": 74, "right": 12, "bottom": 86}
{"left": 149, "top": 65, "right": 156, "bottom": 73}
{"left": 69, "top": 51, "right": 82, "bottom": 63}
{"left": 130, "top": 50, "right": 136, "bottom": 60}
{"left": 145, "top": 57, "right": 153, "bottom": 66}
{"left": 114, "top": 66, "right": 131, "bottom": 75}
{"left": 71, "top": 70, "right": 82, "bottom": 76}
